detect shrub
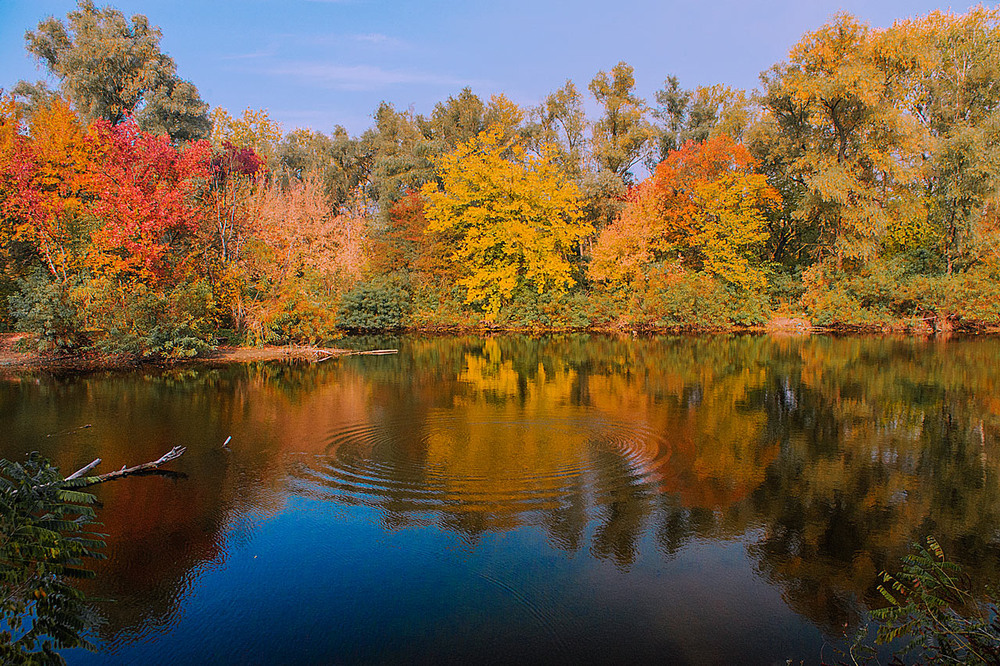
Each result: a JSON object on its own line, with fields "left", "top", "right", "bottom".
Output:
{"left": 74, "top": 277, "right": 216, "bottom": 358}
{"left": 0, "top": 453, "right": 105, "bottom": 663}
{"left": 337, "top": 275, "right": 411, "bottom": 331}
{"left": 495, "top": 287, "right": 592, "bottom": 329}
{"left": 860, "top": 537, "right": 1000, "bottom": 665}
{"left": 8, "top": 269, "right": 83, "bottom": 351}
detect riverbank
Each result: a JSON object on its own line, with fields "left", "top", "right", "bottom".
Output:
{"left": 0, "top": 333, "right": 354, "bottom": 372}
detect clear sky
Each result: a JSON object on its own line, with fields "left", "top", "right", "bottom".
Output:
{"left": 0, "top": 0, "right": 991, "bottom": 136}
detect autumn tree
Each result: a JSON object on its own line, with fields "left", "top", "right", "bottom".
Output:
{"left": 24, "top": 0, "right": 210, "bottom": 142}
{"left": 756, "top": 14, "right": 923, "bottom": 264}
{"left": 591, "top": 136, "right": 780, "bottom": 292}
{"left": 16, "top": 97, "right": 94, "bottom": 284}
{"left": 86, "top": 118, "right": 211, "bottom": 281}
{"left": 206, "top": 142, "right": 266, "bottom": 265}
{"left": 421, "top": 127, "right": 590, "bottom": 318}
{"left": 892, "top": 8, "right": 1000, "bottom": 275}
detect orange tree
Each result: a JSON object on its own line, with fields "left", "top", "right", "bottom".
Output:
{"left": 592, "top": 135, "right": 780, "bottom": 293}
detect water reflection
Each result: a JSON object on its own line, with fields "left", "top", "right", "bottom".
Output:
{"left": 1, "top": 334, "right": 999, "bottom": 662}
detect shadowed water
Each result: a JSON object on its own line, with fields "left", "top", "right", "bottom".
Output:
{"left": 1, "top": 334, "right": 999, "bottom": 664}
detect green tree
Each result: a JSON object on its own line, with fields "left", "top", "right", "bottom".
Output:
{"left": 650, "top": 78, "right": 756, "bottom": 168}
{"left": 358, "top": 101, "right": 438, "bottom": 226}
{"left": 24, "top": 0, "right": 210, "bottom": 142}
{"left": 588, "top": 61, "right": 654, "bottom": 184}
{"left": 418, "top": 87, "right": 486, "bottom": 151}
{"left": 526, "top": 80, "right": 588, "bottom": 180}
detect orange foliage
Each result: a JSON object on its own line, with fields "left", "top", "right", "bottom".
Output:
{"left": 591, "top": 136, "right": 779, "bottom": 291}
{"left": 0, "top": 96, "right": 94, "bottom": 281}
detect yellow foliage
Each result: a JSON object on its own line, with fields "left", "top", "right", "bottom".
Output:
{"left": 421, "top": 126, "right": 590, "bottom": 318}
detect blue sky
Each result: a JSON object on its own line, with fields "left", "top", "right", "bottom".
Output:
{"left": 0, "top": 1, "right": 990, "bottom": 135}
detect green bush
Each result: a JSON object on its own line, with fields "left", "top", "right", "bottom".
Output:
{"left": 337, "top": 275, "right": 411, "bottom": 331}
{"left": 76, "top": 278, "right": 217, "bottom": 358}
{"left": 852, "top": 537, "right": 1000, "bottom": 665}
{"left": 8, "top": 268, "right": 83, "bottom": 351}
{"left": 600, "top": 265, "right": 770, "bottom": 329}
{"left": 0, "top": 453, "right": 105, "bottom": 663}
{"left": 495, "top": 287, "right": 592, "bottom": 329}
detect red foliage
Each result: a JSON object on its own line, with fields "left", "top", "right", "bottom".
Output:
{"left": 88, "top": 118, "right": 211, "bottom": 278}
{"left": 211, "top": 141, "right": 266, "bottom": 184}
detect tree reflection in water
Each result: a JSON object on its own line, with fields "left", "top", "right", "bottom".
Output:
{"left": 0, "top": 334, "right": 998, "bottom": 657}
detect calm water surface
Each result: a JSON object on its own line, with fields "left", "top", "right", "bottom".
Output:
{"left": 2, "top": 334, "right": 999, "bottom": 665}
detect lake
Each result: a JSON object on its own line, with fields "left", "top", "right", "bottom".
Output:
{"left": 2, "top": 334, "right": 998, "bottom": 664}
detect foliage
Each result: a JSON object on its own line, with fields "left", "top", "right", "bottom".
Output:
{"left": 87, "top": 119, "right": 211, "bottom": 281}
{"left": 8, "top": 3, "right": 1000, "bottom": 338}
{"left": 650, "top": 77, "right": 755, "bottom": 165}
{"left": 75, "top": 277, "right": 216, "bottom": 358}
{"left": 8, "top": 269, "right": 82, "bottom": 351}
{"left": 591, "top": 136, "right": 779, "bottom": 297}
{"left": 337, "top": 274, "right": 411, "bottom": 331}
{"left": 589, "top": 62, "right": 654, "bottom": 183}
{"left": 0, "top": 453, "right": 105, "bottom": 664}
{"left": 422, "top": 127, "right": 589, "bottom": 319}
{"left": 868, "top": 537, "right": 1000, "bottom": 664}
{"left": 494, "top": 287, "right": 592, "bottom": 330}
{"left": 23, "top": 0, "right": 209, "bottom": 141}
{"left": 600, "top": 263, "right": 768, "bottom": 330}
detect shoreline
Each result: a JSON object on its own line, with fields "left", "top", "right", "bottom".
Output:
{"left": 0, "top": 335, "right": 355, "bottom": 372}
{"left": 2, "top": 320, "right": 995, "bottom": 373}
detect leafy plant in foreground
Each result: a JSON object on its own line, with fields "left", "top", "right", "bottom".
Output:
{"left": 872, "top": 537, "right": 999, "bottom": 664}
{"left": 0, "top": 453, "right": 105, "bottom": 664}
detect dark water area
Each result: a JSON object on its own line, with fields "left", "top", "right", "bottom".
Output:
{"left": 2, "top": 334, "right": 999, "bottom": 665}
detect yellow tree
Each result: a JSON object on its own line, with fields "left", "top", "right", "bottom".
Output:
{"left": 421, "top": 127, "right": 589, "bottom": 318}
{"left": 758, "top": 13, "right": 924, "bottom": 263}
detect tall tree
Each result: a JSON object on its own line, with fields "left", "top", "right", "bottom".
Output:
{"left": 588, "top": 61, "right": 654, "bottom": 184}
{"left": 526, "top": 80, "right": 588, "bottom": 179}
{"left": 757, "top": 13, "right": 923, "bottom": 263}
{"left": 360, "top": 102, "right": 436, "bottom": 214}
{"left": 893, "top": 8, "right": 1000, "bottom": 275}
{"left": 24, "top": 0, "right": 210, "bottom": 142}
{"left": 419, "top": 87, "right": 486, "bottom": 151}
{"left": 650, "top": 77, "right": 756, "bottom": 167}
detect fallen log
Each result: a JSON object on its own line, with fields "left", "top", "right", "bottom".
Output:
{"left": 68, "top": 446, "right": 187, "bottom": 487}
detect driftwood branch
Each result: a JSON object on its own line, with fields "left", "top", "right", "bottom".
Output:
{"left": 314, "top": 348, "right": 397, "bottom": 363}
{"left": 72, "top": 446, "right": 187, "bottom": 487}
{"left": 65, "top": 458, "right": 102, "bottom": 480}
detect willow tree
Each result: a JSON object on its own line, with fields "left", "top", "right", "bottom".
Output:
{"left": 23, "top": 0, "right": 209, "bottom": 142}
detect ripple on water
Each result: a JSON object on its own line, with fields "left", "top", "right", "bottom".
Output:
{"left": 286, "top": 409, "right": 676, "bottom": 523}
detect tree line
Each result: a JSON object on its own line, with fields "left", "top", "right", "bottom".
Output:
{"left": 3, "top": 1, "right": 1000, "bottom": 356}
